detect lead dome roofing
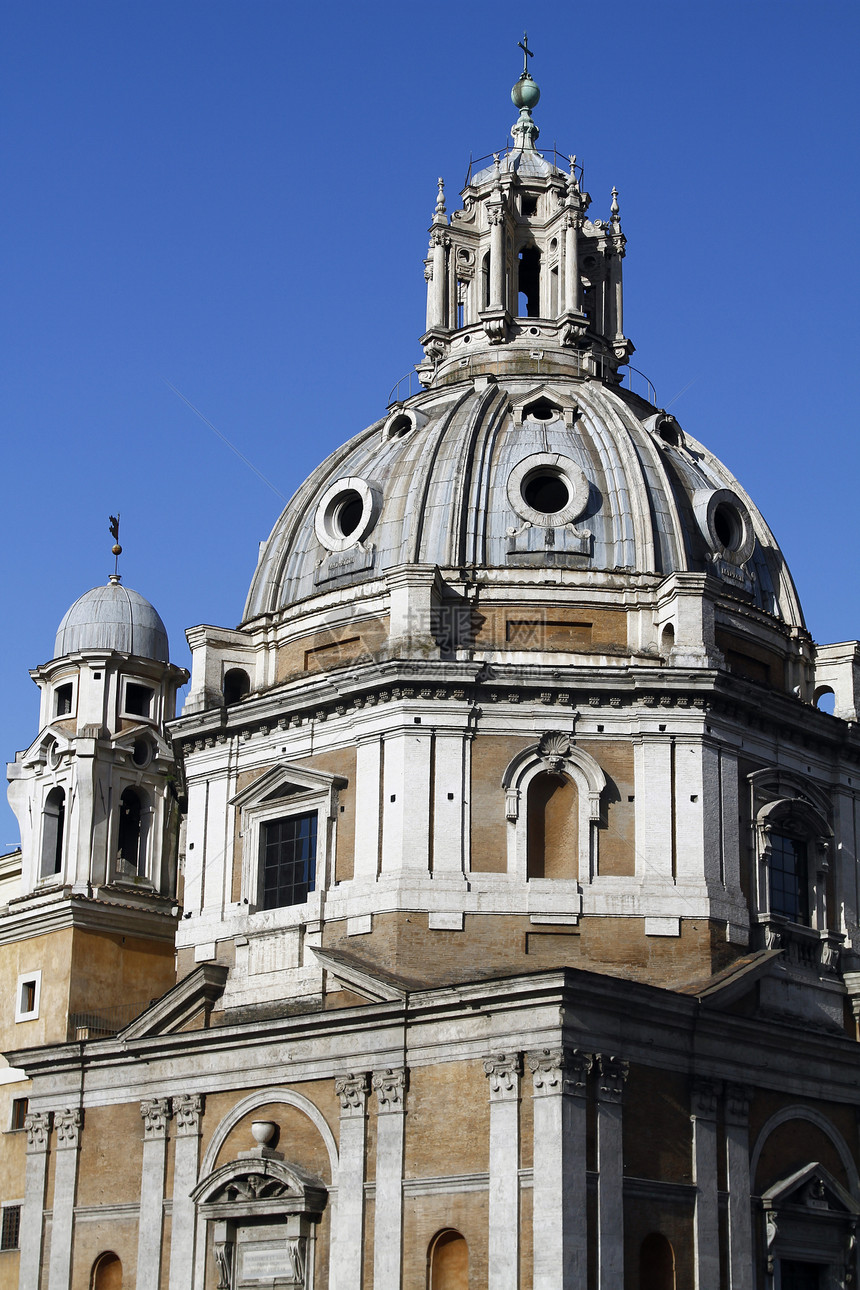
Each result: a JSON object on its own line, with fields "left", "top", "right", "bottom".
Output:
{"left": 54, "top": 578, "right": 169, "bottom": 663}
{"left": 244, "top": 377, "right": 803, "bottom": 629}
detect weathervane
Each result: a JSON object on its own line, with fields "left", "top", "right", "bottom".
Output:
{"left": 109, "top": 513, "right": 122, "bottom": 578}
{"left": 518, "top": 31, "right": 534, "bottom": 76}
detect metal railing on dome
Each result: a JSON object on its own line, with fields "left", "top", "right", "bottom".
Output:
{"left": 67, "top": 999, "right": 152, "bottom": 1042}
{"left": 462, "top": 144, "right": 583, "bottom": 189}
{"left": 388, "top": 356, "right": 657, "bottom": 410}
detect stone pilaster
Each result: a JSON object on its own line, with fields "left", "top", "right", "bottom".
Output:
{"left": 484, "top": 1053, "right": 522, "bottom": 1290}
{"left": 527, "top": 1047, "right": 592, "bottom": 1290}
{"left": 168, "top": 1093, "right": 204, "bottom": 1290}
{"left": 19, "top": 1111, "right": 51, "bottom": 1290}
{"left": 334, "top": 1073, "right": 370, "bottom": 1290}
{"left": 596, "top": 1055, "right": 629, "bottom": 1290}
{"left": 372, "top": 1067, "right": 408, "bottom": 1290}
{"left": 725, "top": 1084, "right": 753, "bottom": 1290}
{"left": 48, "top": 1108, "right": 82, "bottom": 1290}
{"left": 691, "top": 1079, "right": 721, "bottom": 1290}
{"left": 137, "top": 1098, "right": 172, "bottom": 1290}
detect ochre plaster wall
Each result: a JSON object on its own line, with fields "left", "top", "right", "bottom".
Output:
{"left": 623, "top": 1067, "right": 692, "bottom": 1183}
{"left": 276, "top": 616, "right": 389, "bottom": 683}
{"left": 297, "top": 746, "right": 357, "bottom": 884}
{"left": 403, "top": 1191, "right": 488, "bottom": 1290}
{"left": 404, "top": 1060, "right": 489, "bottom": 1180}
{"left": 0, "top": 927, "right": 74, "bottom": 1052}
{"left": 68, "top": 929, "right": 175, "bottom": 1020}
{"left": 470, "top": 735, "right": 530, "bottom": 873}
{"left": 76, "top": 1102, "right": 145, "bottom": 1207}
{"left": 585, "top": 739, "right": 635, "bottom": 877}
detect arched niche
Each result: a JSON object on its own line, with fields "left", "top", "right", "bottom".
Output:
{"left": 502, "top": 732, "right": 606, "bottom": 887}
{"left": 191, "top": 1154, "right": 327, "bottom": 1290}
{"left": 428, "top": 1228, "right": 469, "bottom": 1289}
{"left": 91, "top": 1251, "right": 122, "bottom": 1289}
{"left": 639, "top": 1232, "right": 675, "bottom": 1290}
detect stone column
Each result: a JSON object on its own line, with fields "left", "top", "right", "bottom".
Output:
{"left": 691, "top": 1079, "right": 721, "bottom": 1290}
{"left": 431, "top": 232, "right": 447, "bottom": 329}
{"left": 564, "top": 215, "right": 579, "bottom": 313}
{"left": 334, "top": 1073, "right": 370, "bottom": 1290}
{"left": 19, "top": 1111, "right": 51, "bottom": 1290}
{"left": 484, "top": 1053, "right": 522, "bottom": 1290}
{"left": 725, "top": 1085, "right": 753, "bottom": 1290}
{"left": 48, "top": 1108, "right": 82, "bottom": 1290}
{"left": 489, "top": 209, "right": 505, "bottom": 310}
{"left": 168, "top": 1093, "right": 204, "bottom": 1290}
{"left": 137, "top": 1098, "right": 172, "bottom": 1290}
{"left": 372, "top": 1067, "right": 408, "bottom": 1290}
{"left": 528, "top": 1048, "right": 591, "bottom": 1290}
{"left": 596, "top": 1055, "right": 628, "bottom": 1290}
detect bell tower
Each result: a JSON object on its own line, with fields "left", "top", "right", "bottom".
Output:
{"left": 419, "top": 33, "right": 633, "bottom": 386}
{"left": 4, "top": 528, "right": 188, "bottom": 1046}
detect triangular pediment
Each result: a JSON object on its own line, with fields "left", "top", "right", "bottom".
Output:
{"left": 230, "top": 763, "right": 347, "bottom": 811}
{"left": 762, "top": 1162, "right": 859, "bottom": 1217}
{"left": 120, "top": 963, "right": 228, "bottom": 1040}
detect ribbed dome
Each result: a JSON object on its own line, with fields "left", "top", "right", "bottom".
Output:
{"left": 54, "top": 578, "right": 169, "bottom": 663}
{"left": 244, "top": 376, "right": 803, "bottom": 628}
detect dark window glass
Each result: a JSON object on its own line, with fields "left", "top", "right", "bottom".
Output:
{"left": 0, "top": 1205, "right": 21, "bottom": 1251}
{"left": 223, "top": 669, "right": 251, "bottom": 706}
{"left": 261, "top": 813, "right": 317, "bottom": 910}
{"left": 55, "top": 683, "right": 73, "bottom": 716}
{"left": 10, "top": 1097, "right": 28, "bottom": 1131}
{"left": 117, "top": 788, "right": 143, "bottom": 873}
{"left": 41, "top": 786, "right": 65, "bottom": 877}
{"left": 780, "top": 1261, "right": 822, "bottom": 1290}
{"left": 20, "top": 981, "right": 36, "bottom": 1013}
{"left": 124, "top": 683, "right": 152, "bottom": 717}
{"left": 769, "top": 831, "right": 809, "bottom": 923}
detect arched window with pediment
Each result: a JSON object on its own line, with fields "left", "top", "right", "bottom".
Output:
{"left": 527, "top": 771, "right": 578, "bottom": 879}
{"left": 502, "top": 732, "right": 606, "bottom": 888}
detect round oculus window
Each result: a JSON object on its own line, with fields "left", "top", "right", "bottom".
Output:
{"left": 506, "top": 453, "right": 590, "bottom": 528}
{"left": 314, "top": 477, "right": 378, "bottom": 553}
{"left": 692, "top": 488, "right": 755, "bottom": 564}
{"left": 132, "top": 738, "right": 153, "bottom": 768}
{"left": 331, "top": 490, "right": 364, "bottom": 538}
{"left": 522, "top": 469, "right": 570, "bottom": 514}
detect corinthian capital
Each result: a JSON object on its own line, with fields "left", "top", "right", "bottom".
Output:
{"left": 172, "top": 1093, "right": 204, "bottom": 1135}
{"left": 372, "top": 1067, "right": 408, "bottom": 1111}
{"left": 596, "top": 1055, "right": 629, "bottom": 1104}
{"left": 527, "top": 1047, "right": 592, "bottom": 1098}
{"left": 54, "top": 1107, "right": 83, "bottom": 1149}
{"left": 140, "top": 1097, "right": 172, "bottom": 1139}
{"left": 335, "top": 1072, "right": 370, "bottom": 1116}
{"left": 24, "top": 1110, "right": 51, "bottom": 1152}
{"left": 483, "top": 1052, "right": 522, "bottom": 1098}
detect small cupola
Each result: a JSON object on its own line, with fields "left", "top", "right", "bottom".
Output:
{"left": 418, "top": 34, "right": 634, "bottom": 389}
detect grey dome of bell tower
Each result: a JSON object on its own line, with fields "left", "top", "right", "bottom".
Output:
{"left": 54, "top": 574, "right": 170, "bottom": 663}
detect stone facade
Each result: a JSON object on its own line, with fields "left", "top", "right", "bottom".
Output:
{"left": 4, "top": 52, "right": 860, "bottom": 1290}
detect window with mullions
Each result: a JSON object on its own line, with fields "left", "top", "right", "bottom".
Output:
{"left": 769, "top": 831, "right": 809, "bottom": 924}
{"left": 260, "top": 813, "right": 317, "bottom": 910}
{"left": 0, "top": 1204, "right": 21, "bottom": 1251}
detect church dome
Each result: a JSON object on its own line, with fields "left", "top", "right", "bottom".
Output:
{"left": 54, "top": 576, "right": 169, "bottom": 663}
{"left": 244, "top": 376, "right": 803, "bottom": 629}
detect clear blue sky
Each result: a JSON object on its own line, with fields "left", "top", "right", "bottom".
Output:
{"left": 2, "top": 1, "right": 859, "bottom": 847}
